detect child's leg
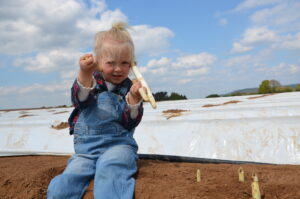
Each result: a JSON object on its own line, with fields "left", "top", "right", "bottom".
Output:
{"left": 47, "top": 154, "right": 96, "bottom": 199}
{"left": 93, "top": 145, "right": 138, "bottom": 199}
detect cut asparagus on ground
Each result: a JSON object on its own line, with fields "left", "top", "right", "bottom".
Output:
{"left": 251, "top": 174, "right": 261, "bottom": 199}
{"left": 196, "top": 169, "right": 201, "bottom": 182}
{"left": 238, "top": 167, "right": 244, "bottom": 182}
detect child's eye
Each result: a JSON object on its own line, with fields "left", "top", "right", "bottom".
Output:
{"left": 106, "top": 61, "right": 114, "bottom": 66}
{"left": 122, "top": 62, "right": 130, "bottom": 66}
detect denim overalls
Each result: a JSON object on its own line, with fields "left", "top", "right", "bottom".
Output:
{"left": 48, "top": 86, "right": 139, "bottom": 199}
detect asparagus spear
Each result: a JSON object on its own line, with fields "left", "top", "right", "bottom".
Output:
{"left": 131, "top": 65, "right": 157, "bottom": 109}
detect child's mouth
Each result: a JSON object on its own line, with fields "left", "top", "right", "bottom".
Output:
{"left": 112, "top": 74, "right": 123, "bottom": 79}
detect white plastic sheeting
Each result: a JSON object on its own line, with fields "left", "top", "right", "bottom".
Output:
{"left": 0, "top": 108, "right": 74, "bottom": 156}
{"left": 0, "top": 92, "right": 300, "bottom": 164}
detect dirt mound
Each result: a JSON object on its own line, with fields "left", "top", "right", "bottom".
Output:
{"left": 51, "top": 122, "right": 69, "bottom": 130}
{"left": 202, "top": 100, "right": 242, "bottom": 108}
{"left": 0, "top": 156, "right": 66, "bottom": 199}
{"left": 162, "top": 109, "right": 189, "bottom": 119}
{"left": 0, "top": 156, "right": 300, "bottom": 199}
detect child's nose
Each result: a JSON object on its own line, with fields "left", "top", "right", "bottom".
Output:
{"left": 114, "top": 64, "right": 122, "bottom": 71}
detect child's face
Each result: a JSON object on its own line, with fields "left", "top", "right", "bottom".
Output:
{"left": 99, "top": 41, "right": 132, "bottom": 84}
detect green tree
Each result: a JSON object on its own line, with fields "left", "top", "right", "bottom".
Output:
{"left": 153, "top": 91, "right": 168, "bottom": 101}
{"left": 269, "top": 79, "right": 281, "bottom": 93}
{"left": 231, "top": 92, "right": 243, "bottom": 96}
{"left": 274, "top": 86, "right": 293, "bottom": 93}
{"left": 295, "top": 84, "right": 300, "bottom": 91}
{"left": 206, "top": 94, "right": 220, "bottom": 98}
{"left": 169, "top": 92, "right": 187, "bottom": 100}
{"left": 153, "top": 91, "right": 187, "bottom": 101}
{"left": 258, "top": 80, "right": 271, "bottom": 94}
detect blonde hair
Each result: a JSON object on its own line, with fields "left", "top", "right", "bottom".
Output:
{"left": 94, "top": 22, "right": 135, "bottom": 65}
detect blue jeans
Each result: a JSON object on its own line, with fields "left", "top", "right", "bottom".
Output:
{"left": 47, "top": 144, "right": 138, "bottom": 199}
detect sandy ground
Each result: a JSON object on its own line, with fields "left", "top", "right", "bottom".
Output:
{"left": 0, "top": 156, "right": 300, "bottom": 199}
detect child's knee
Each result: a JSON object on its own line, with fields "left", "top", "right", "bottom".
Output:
{"left": 47, "top": 176, "right": 64, "bottom": 199}
{"left": 99, "top": 145, "right": 138, "bottom": 170}
{"left": 47, "top": 174, "right": 89, "bottom": 199}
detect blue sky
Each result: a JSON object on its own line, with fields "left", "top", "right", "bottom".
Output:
{"left": 1, "top": 0, "right": 300, "bottom": 109}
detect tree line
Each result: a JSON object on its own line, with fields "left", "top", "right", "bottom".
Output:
{"left": 258, "top": 80, "right": 300, "bottom": 94}
{"left": 152, "top": 79, "right": 300, "bottom": 101}
{"left": 153, "top": 91, "right": 187, "bottom": 101}
{"left": 206, "top": 79, "right": 300, "bottom": 98}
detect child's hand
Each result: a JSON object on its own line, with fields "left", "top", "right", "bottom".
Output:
{"left": 79, "top": 53, "right": 97, "bottom": 73}
{"left": 77, "top": 54, "right": 97, "bottom": 87}
{"left": 128, "top": 80, "right": 145, "bottom": 105}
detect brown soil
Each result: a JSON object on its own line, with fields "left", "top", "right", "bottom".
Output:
{"left": 0, "top": 156, "right": 299, "bottom": 199}
{"left": 223, "top": 100, "right": 241, "bottom": 105}
{"left": 162, "top": 109, "right": 189, "bottom": 119}
{"left": 247, "top": 94, "right": 275, "bottom": 100}
{"left": 0, "top": 105, "right": 72, "bottom": 112}
{"left": 202, "top": 100, "right": 242, "bottom": 108}
{"left": 51, "top": 122, "right": 69, "bottom": 130}
{"left": 19, "top": 114, "right": 35, "bottom": 118}
{"left": 53, "top": 111, "right": 69, "bottom": 115}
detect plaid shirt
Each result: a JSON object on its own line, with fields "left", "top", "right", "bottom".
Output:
{"left": 68, "top": 71, "right": 143, "bottom": 135}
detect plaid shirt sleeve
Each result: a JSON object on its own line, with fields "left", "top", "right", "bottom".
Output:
{"left": 120, "top": 85, "right": 144, "bottom": 130}
{"left": 71, "top": 79, "right": 95, "bottom": 109}
{"left": 122, "top": 103, "right": 143, "bottom": 130}
{"left": 68, "top": 76, "right": 97, "bottom": 134}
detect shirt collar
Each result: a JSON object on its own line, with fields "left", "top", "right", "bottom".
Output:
{"left": 94, "top": 71, "right": 132, "bottom": 96}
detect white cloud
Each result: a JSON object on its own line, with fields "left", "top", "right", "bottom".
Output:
{"left": 14, "top": 50, "right": 81, "bottom": 73}
{"left": 234, "top": 0, "right": 281, "bottom": 12}
{"left": 256, "top": 62, "right": 300, "bottom": 75}
{"left": 231, "top": 1, "right": 300, "bottom": 55}
{"left": 142, "top": 53, "right": 216, "bottom": 79}
{"left": 250, "top": 1, "right": 300, "bottom": 28}
{"left": 130, "top": 25, "right": 174, "bottom": 57}
{"left": 178, "top": 79, "right": 192, "bottom": 84}
{"left": 173, "top": 53, "right": 217, "bottom": 68}
{"left": 0, "top": 80, "right": 72, "bottom": 97}
{"left": 0, "top": 81, "right": 73, "bottom": 108}
{"left": 0, "top": 0, "right": 86, "bottom": 54}
{"left": 0, "top": 0, "right": 175, "bottom": 90}
{"left": 147, "top": 57, "right": 171, "bottom": 68}
{"left": 186, "top": 67, "right": 210, "bottom": 76}
{"left": 0, "top": 0, "right": 173, "bottom": 58}
{"left": 148, "top": 67, "right": 168, "bottom": 75}
{"left": 231, "top": 42, "right": 253, "bottom": 53}
{"left": 289, "top": 64, "right": 300, "bottom": 73}
{"left": 77, "top": 9, "right": 128, "bottom": 36}
{"left": 0, "top": 61, "right": 5, "bottom": 68}
{"left": 225, "top": 54, "right": 252, "bottom": 67}
{"left": 218, "top": 18, "right": 228, "bottom": 26}
{"left": 231, "top": 27, "right": 277, "bottom": 54}
{"left": 0, "top": 86, "right": 19, "bottom": 96}
{"left": 242, "top": 27, "right": 277, "bottom": 44}
{"left": 60, "top": 70, "right": 77, "bottom": 80}
{"left": 88, "top": 0, "right": 107, "bottom": 16}
{"left": 278, "top": 32, "right": 300, "bottom": 50}
{"left": 225, "top": 49, "right": 271, "bottom": 67}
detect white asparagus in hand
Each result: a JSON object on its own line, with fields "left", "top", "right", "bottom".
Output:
{"left": 131, "top": 65, "right": 157, "bottom": 109}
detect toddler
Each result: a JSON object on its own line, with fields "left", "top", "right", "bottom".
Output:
{"left": 47, "top": 22, "right": 144, "bottom": 199}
